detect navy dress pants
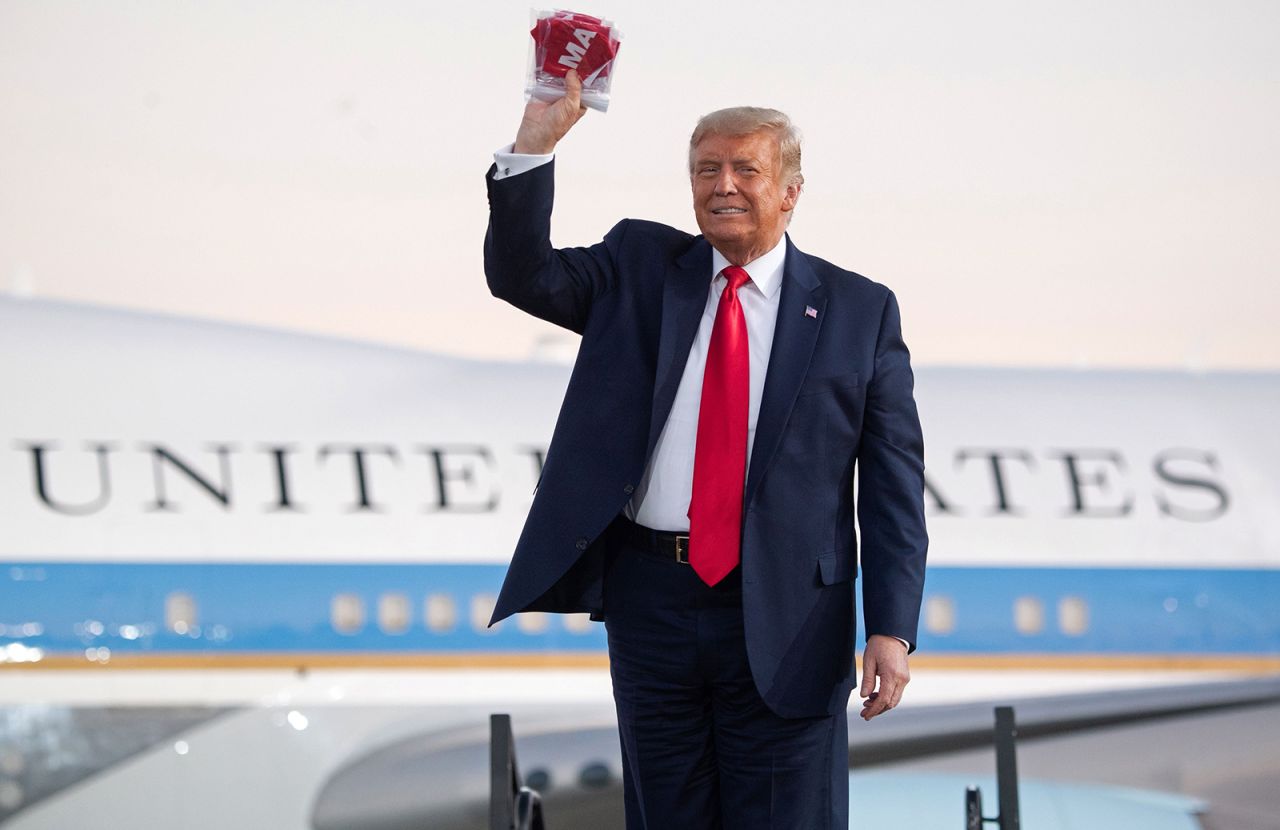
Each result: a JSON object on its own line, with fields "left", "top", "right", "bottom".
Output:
{"left": 603, "top": 519, "right": 850, "bottom": 830}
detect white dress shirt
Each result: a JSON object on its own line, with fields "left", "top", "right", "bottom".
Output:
{"left": 626, "top": 243, "right": 785, "bottom": 530}
{"left": 492, "top": 143, "right": 553, "bottom": 180}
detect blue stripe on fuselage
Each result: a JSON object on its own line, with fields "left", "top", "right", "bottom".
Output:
{"left": 1, "top": 563, "right": 1277, "bottom": 656}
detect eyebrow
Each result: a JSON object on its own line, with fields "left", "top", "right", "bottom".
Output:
{"left": 695, "top": 156, "right": 763, "bottom": 167}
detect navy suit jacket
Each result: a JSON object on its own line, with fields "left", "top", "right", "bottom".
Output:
{"left": 484, "top": 160, "right": 927, "bottom": 718}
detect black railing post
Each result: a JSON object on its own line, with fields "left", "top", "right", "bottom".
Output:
{"left": 964, "top": 786, "right": 984, "bottom": 830}
{"left": 490, "top": 713, "right": 546, "bottom": 830}
{"left": 961, "top": 707, "right": 1022, "bottom": 828}
{"left": 993, "top": 706, "right": 1021, "bottom": 830}
{"left": 490, "top": 714, "right": 517, "bottom": 830}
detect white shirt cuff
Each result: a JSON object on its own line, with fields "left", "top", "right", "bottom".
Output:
{"left": 492, "top": 142, "right": 554, "bottom": 181}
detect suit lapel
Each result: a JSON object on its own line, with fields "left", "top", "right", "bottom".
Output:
{"left": 647, "top": 238, "right": 711, "bottom": 459}
{"left": 744, "top": 236, "right": 826, "bottom": 509}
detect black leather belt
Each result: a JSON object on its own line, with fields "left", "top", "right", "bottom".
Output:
{"left": 616, "top": 515, "right": 690, "bottom": 564}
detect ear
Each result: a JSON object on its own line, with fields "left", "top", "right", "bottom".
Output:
{"left": 781, "top": 181, "right": 801, "bottom": 212}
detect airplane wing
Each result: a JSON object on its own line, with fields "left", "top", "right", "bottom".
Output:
{"left": 305, "top": 677, "right": 1280, "bottom": 829}
{"left": 850, "top": 674, "right": 1280, "bottom": 765}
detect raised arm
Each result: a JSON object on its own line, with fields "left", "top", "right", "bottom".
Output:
{"left": 484, "top": 70, "right": 620, "bottom": 334}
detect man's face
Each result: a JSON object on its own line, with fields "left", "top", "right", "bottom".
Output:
{"left": 690, "top": 130, "right": 800, "bottom": 264}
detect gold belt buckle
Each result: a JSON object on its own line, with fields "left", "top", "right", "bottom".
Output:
{"left": 674, "top": 535, "right": 690, "bottom": 564}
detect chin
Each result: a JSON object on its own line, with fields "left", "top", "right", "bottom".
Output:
{"left": 705, "top": 233, "right": 743, "bottom": 251}
{"left": 703, "top": 223, "right": 750, "bottom": 243}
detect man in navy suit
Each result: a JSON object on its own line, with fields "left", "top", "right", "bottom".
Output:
{"left": 484, "top": 71, "right": 927, "bottom": 829}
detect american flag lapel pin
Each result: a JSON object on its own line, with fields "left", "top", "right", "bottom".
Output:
{"left": 804, "top": 305, "right": 818, "bottom": 319}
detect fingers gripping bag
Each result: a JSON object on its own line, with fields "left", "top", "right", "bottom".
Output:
{"left": 526, "top": 9, "right": 622, "bottom": 112}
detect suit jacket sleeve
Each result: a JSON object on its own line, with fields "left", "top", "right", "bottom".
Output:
{"left": 484, "top": 159, "right": 624, "bottom": 334}
{"left": 857, "top": 289, "right": 928, "bottom": 652}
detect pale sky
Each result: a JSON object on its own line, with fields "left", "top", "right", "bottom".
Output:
{"left": 2, "top": 0, "right": 1277, "bottom": 368}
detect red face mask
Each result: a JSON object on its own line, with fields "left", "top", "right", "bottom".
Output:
{"left": 531, "top": 11, "right": 621, "bottom": 83}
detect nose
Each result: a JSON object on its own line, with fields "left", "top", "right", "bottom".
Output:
{"left": 714, "top": 168, "right": 738, "bottom": 196}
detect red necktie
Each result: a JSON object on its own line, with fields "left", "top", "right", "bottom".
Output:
{"left": 688, "top": 266, "right": 751, "bottom": 586}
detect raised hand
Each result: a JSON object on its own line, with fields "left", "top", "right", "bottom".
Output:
{"left": 514, "top": 70, "right": 589, "bottom": 155}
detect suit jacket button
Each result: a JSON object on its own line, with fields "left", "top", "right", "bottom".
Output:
{"left": 623, "top": 483, "right": 634, "bottom": 494}
{"left": 575, "top": 537, "right": 588, "bottom": 551}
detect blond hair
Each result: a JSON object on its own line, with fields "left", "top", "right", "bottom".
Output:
{"left": 688, "top": 107, "right": 804, "bottom": 187}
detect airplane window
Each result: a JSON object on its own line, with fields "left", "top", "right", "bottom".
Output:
{"left": 165, "top": 592, "right": 197, "bottom": 635}
{"left": 424, "top": 593, "right": 457, "bottom": 633}
{"left": 923, "top": 595, "right": 955, "bottom": 635}
{"left": 563, "top": 613, "right": 593, "bottom": 634}
{"left": 471, "top": 594, "right": 500, "bottom": 633}
{"left": 517, "top": 612, "right": 549, "bottom": 634}
{"left": 1058, "top": 596, "right": 1089, "bottom": 636}
{"left": 1013, "top": 596, "right": 1044, "bottom": 635}
{"left": 331, "top": 594, "right": 365, "bottom": 634}
{"left": 377, "top": 593, "right": 411, "bottom": 635}
{"left": 526, "top": 768, "right": 552, "bottom": 792}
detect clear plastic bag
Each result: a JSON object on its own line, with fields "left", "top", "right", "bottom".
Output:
{"left": 526, "top": 9, "right": 622, "bottom": 113}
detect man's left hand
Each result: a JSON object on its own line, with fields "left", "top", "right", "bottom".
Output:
{"left": 858, "top": 634, "right": 910, "bottom": 721}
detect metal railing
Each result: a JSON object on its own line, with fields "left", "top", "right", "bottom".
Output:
{"left": 964, "top": 706, "right": 1021, "bottom": 829}
{"left": 490, "top": 714, "right": 546, "bottom": 830}
{"left": 490, "top": 706, "right": 1023, "bottom": 830}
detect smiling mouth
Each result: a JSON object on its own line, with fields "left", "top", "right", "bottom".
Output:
{"left": 711, "top": 208, "right": 748, "bottom": 215}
